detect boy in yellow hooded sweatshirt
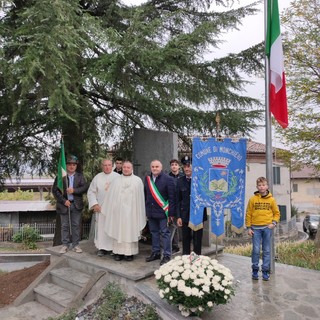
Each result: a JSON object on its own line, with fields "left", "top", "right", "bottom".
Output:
{"left": 245, "top": 177, "right": 280, "bottom": 281}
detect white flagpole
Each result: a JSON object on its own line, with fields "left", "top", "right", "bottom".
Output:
{"left": 265, "top": 0, "right": 275, "bottom": 274}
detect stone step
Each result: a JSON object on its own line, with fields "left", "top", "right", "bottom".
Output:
{"left": 50, "top": 267, "right": 91, "bottom": 293}
{"left": 0, "top": 301, "right": 58, "bottom": 320}
{"left": 34, "top": 282, "right": 74, "bottom": 314}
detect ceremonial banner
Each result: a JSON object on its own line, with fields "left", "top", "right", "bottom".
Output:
{"left": 190, "top": 138, "right": 247, "bottom": 238}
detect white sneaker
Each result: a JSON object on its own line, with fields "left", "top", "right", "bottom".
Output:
{"left": 59, "top": 246, "right": 68, "bottom": 254}
{"left": 73, "top": 246, "right": 82, "bottom": 253}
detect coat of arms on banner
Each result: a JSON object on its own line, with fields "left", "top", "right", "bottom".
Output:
{"left": 190, "top": 138, "right": 247, "bottom": 238}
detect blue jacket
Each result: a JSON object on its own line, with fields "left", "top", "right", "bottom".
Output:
{"left": 144, "top": 172, "right": 176, "bottom": 219}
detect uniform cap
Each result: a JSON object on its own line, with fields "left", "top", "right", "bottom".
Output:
{"left": 181, "top": 155, "right": 192, "bottom": 165}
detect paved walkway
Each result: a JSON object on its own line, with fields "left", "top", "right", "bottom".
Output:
{"left": 1, "top": 241, "right": 320, "bottom": 320}
{"left": 201, "top": 253, "right": 320, "bottom": 320}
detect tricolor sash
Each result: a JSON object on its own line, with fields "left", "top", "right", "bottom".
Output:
{"left": 146, "top": 176, "right": 169, "bottom": 218}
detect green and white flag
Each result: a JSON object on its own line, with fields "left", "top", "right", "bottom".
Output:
{"left": 57, "top": 138, "right": 67, "bottom": 193}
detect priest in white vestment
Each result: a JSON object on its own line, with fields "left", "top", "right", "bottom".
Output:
{"left": 103, "top": 161, "right": 146, "bottom": 261}
{"left": 87, "top": 159, "right": 120, "bottom": 256}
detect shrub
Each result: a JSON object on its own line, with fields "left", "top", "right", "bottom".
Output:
{"left": 12, "top": 225, "right": 41, "bottom": 249}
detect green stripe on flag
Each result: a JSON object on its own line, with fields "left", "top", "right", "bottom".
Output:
{"left": 266, "top": 0, "right": 281, "bottom": 57}
{"left": 57, "top": 139, "right": 67, "bottom": 193}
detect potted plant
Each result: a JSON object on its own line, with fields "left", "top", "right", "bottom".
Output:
{"left": 154, "top": 253, "right": 235, "bottom": 317}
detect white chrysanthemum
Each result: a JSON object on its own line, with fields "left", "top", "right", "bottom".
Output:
{"left": 213, "top": 275, "right": 221, "bottom": 282}
{"left": 202, "top": 285, "right": 210, "bottom": 293}
{"left": 198, "top": 306, "right": 204, "bottom": 312}
{"left": 194, "top": 278, "right": 201, "bottom": 286}
{"left": 224, "top": 295, "right": 228, "bottom": 300}
{"left": 207, "top": 301, "right": 213, "bottom": 307}
{"left": 173, "top": 265, "right": 181, "bottom": 272}
{"left": 189, "top": 272, "right": 197, "bottom": 280}
{"left": 177, "top": 266, "right": 185, "bottom": 273}
{"left": 225, "top": 288, "right": 231, "bottom": 295}
{"left": 181, "top": 271, "right": 190, "bottom": 280}
{"left": 213, "top": 284, "right": 220, "bottom": 291}
{"left": 191, "top": 287, "right": 199, "bottom": 296}
{"left": 169, "top": 296, "right": 173, "bottom": 300}
{"left": 221, "top": 279, "right": 228, "bottom": 287}
{"left": 165, "top": 287, "right": 170, "bottom": 293}
{"left": 171, "top": 271, "right": 180, "bottom": 278}
{"left": 203, "top": 277, "right": 211, "bottom": 286}
{"left": 164, "top": 274, "right": 172, "bottom": 283}
{"left": 181, "top": 310, "right": 190, "bottom": 317}
{"left": 159, "top": 290, "right": 164, "bottom": 298}
{"left": 201, "top": 259, "right": 210, "bottom": 266}
{"left": 170, "top": 279, "right": 178, "bottom": 288}
{"left": 154, "top": 272, "right": 162, "bottom": 280}
{"left": 206, "top": 269, "right": 214, "bottom": 278}
{"left": 183, "top": 287, "right": 192, "bottom": 297}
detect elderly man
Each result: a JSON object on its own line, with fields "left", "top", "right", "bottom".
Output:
{"left": 103, "top": 161, "right": 146, "bottom": 261}
{"left": 87, "top": 159, "right": 120, "bottom": 257}
{"left": 144, "top": 159, "right": 176, "bottom": 265}
{"left": 52, "top": 155, "right": 88, "bottom": 254}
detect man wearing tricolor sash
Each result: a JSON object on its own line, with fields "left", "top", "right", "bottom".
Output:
{"left": 144, "top": 159, "right": 176, "bottom": 266}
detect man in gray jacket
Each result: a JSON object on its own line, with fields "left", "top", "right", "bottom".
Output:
{"left": 52, "top": 155, "right": 88, "bottom": 254}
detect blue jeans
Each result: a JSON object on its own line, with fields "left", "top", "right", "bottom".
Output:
{"left": 148, "top": 218, "right": 171, "bottom": 257}
{"left": 251, "top": 227, "right": 272, "bottom": 272}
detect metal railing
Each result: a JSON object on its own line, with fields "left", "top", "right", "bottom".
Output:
{"left": 0, "top": 223, "right": 91, "bottom": 242}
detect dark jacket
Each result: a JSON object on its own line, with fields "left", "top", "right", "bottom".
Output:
{"left": 176, "top": 176, "right": 207, "bottom": 223}
{"left": 144, "top": 172, "right": 176, "bottom": 219}
{"left": 52, "top": 172, "right": 88, "bottom": 214}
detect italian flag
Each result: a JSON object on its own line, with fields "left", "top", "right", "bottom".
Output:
{"left": 266, "top": 0, "right": 288, "bottom": 128}
{"left": 57, "top": 138, "right": 67, "bottom": 193}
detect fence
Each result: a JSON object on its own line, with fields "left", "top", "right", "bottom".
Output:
{"left": 0, "top": 223, "right": 91, "bottom": 242}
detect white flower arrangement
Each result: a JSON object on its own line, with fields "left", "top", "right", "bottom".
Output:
{"left": 154, "top": 253, "right": 235, "bottom": 317}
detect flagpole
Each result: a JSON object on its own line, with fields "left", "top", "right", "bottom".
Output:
{"left": 265, "top": 0, "right": 275, "bottom": 274}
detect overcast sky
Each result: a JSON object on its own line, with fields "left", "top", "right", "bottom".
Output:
{"left": 121, "top": 0, "right": 293, "bottom": 147}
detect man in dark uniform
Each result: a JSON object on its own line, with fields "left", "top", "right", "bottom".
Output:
{"left": 176, "top": 156, "right": 206, "bottom": 255}
{"left": 52, "top": 155, "right": 88, "bottom": 254}
{"left": 168, "top": 159, "right": 184, "bottom": 253}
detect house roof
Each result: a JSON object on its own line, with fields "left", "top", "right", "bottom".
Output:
{"left": 0, "top": 201, "right": 55, "bottom": 212}
{"left": 291, "top": 166, "right": 319, "bottom": 179}
{"left": 4, "top": 178, "right": 53, "bottom": 188}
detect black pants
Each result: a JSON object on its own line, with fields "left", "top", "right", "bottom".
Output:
{"left": 181, "top": 221, "right": 203, "bottom": 255}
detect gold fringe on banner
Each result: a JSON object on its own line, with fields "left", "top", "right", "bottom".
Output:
{"left": 188, "top": 221, "right": 204, "bottom": 231}
{"left": 231, "top": 225, "right": 244, "bottom": 234}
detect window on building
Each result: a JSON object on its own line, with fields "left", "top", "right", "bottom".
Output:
{"left": 278, "top": 205, "right": 287, "bottom": 221}
{"left": 293, "top": 184, "right": 298, "bottom": 192}
{"left": 273, "top": 166, "right": 281, "bottom": 185}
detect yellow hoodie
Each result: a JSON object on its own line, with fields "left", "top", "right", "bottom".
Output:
{"left": 245, "top": 191, "right": 280, "bottom": 227}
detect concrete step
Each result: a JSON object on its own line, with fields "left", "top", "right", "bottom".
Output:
{"left": 34, "top": 282, "right": 74, "bottom": 314}
{"left": 0, "top": 301, "right": 58, "bottom": 320}
{"left": 50, "top": 267, "right": 91, "bottom": 293}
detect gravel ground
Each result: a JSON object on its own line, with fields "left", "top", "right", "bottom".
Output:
{"left": 76, "top": 294, "right": 161, "bottom": 320}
